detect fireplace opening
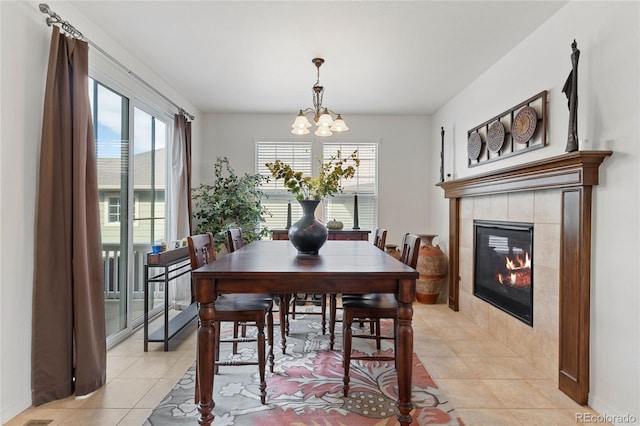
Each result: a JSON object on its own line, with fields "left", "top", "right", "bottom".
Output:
{"left": 474, "top": 220, "right": 533, "bottom": 326}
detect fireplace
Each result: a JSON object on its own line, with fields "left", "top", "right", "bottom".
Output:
{"left": 474, "top": 220, "right": 533, "bottom": 326}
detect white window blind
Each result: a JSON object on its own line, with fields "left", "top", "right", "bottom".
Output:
{"left": 256, "top": 142, "right": 312, "bottom": 232}
{"left": 322, "top": 142, "right": 378, "bottom": 236}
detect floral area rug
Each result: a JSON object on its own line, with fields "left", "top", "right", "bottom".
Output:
{"left": 145, "top": 306, "right": 464, "bottom": 425}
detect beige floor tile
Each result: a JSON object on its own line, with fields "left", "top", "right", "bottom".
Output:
{"left": 499, "top": 357, "right": 549, "bottom": 379}
{"left": 22, "top": 394, "right": 93, "bottom": 410}
{"left": 106, "top": 355, "right": 138, "bottom": 379}
{"left": 107, "top": 337, "right": 148, "bottom": 356}
{"left": 414, "top": 338, "right": 457, "bottom": 357}
{"left": 116, "top": 354, "right": 181, "bottom": 379}
{"left": 54, "top": 408, "right": 129, "bottom": 426}
{"left": 525, "top": 379, "right": 586, "bottom": 409}
{"left": 81, "top": 378, "right": 158, "bottom": 409}
{"left": 162, "top": 353, "right": 196, "bottom": 379}
{"left": 460, "top": 357, "right": 530, "bottom": 379}
{"left": 427, "top": 324, "right": 492, "bottom": 341}
{"left": 117, "top": 408, "right": 154, "bottom": 426}
{"left": 135, "top": 378, "right": 181, "bottom": 409}
{"left": 481, "top": 379, "right": 555, "bottom": 408}
{"left": 2, "top": 408, "right": 75, "bottom": 426}
{"left": 455, "top": 408, "right": 522, "bottom": 425}
{"left": 422, "top": 356, "right": 479, "bottom": 379}
{"left": 476, "top": 339, "right": 518, "bottom": 358}
{"left": 435, "top": 379, "right": 504, "bottom": 409}
{"left": 445, "top": 339, "right": 518, "bottom": 358}
{"left": 510, "top": 408, "right": 585, "bottom": 425}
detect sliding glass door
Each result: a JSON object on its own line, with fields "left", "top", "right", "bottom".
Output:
{"left": 90, "top": 78, "right": 170, "bottom": 345}
{"left": 131, "top": 108, "right": 167, "bottom": 325}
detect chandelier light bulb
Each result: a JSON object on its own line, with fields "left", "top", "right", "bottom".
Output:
{"left": 316, "top": 109, "right": 334, "bottom": 127}
{"left": 292, "top": 111, "right": 312, "bottom": 130}
{"left": 291, "top": 127, "right": 311, "bottom": 135}
{"left": 315, "top": 126, "right": 333, "bottom": 137}
{"left": 330, "top": 114, "right": 349, "bottom": 132}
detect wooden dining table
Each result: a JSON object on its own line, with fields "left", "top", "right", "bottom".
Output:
{"left": 191, "top": 240, "right": 419, "bottom": 425}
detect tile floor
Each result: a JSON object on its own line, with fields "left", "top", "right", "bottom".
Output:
{"left": 6, "top": 303, "right": 607, "bottom": 426}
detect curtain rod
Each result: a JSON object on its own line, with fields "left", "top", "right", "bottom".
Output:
{"left": 38, "top": 3, "right": 195, "bottom": 121}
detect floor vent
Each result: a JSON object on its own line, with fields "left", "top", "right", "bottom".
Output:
{"left": 24, "top": 421, "right": 53, "bottom": 426}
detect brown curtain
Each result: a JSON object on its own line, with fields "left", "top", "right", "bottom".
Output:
{"left": 32, "top": 26, "right": 106, "bottom": 406}
{"left": 186, "top": 119, "right": 193, "bottom": 235}
{"left": 173, "top": 113, "right": 193, "bottom": 236}
{"left": 173, "top": 113, "right": 193, "bottom": 302}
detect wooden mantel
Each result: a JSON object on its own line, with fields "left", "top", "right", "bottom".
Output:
{"left": 437, "top": 150, "right": 612, "bottom": 405}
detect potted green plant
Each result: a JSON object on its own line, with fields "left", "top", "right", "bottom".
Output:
{"left": 266, "top": 150, "right": 359, "bottom": 254}
{"left": 192, "top": 157, "right": 270, "bottom": 252}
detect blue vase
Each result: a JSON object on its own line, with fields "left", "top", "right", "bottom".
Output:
{"left": 288, "top": 199, "right": 328, "bottom": 255}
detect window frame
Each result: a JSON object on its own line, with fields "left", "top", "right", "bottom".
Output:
{"left": 321, "top": 141, "right": 379, "bottom": 233}
{"left": 256, "top": 141, "right": 314, "bottom": 232}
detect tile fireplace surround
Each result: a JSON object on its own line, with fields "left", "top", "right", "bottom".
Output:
{"left": 437, "top": 150, "right": 611, "bottom": 405}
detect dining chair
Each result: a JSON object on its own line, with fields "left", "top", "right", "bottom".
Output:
{"left": 226, "top": 228, "right": 280, "bottom": 348}
{"left": 227, "top": 227, "right": 318, "bottom": 348}
{"left": 341, "top": 233, "right": 420, "bottom": 397}
{"left": 188, "top": 232, "right": 274, "bottom": 404}
{"left": 328, "top": 228, "right": 388, "bottom": 350}
{"left": 373, "top": 228, "right": 387, "bottom": 250}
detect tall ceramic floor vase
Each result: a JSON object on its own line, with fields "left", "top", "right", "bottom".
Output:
{"left": 288, "top": 199, "right": 328, "bottom": 255}
{"left": 416, "top": 234, "right": 447, "bottom": 304}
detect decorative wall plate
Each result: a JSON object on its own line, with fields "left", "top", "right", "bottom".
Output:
{"left": 468, "top": 132, "right": 482, "bottom": 160}
{"left": 487, "top": 121, "right": 505, "bottom": 153}
{"left": 512, "top": 106, "right": 538, "bottom": 144}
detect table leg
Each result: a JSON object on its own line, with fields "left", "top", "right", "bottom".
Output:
{"left": 395, "top": 279, "right": 414, "bottom": 425}
{"left": 196, "top": 279, "right": 217, "bottom": 426}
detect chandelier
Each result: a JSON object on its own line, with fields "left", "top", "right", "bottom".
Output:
{"left": 291, "top": 58, "right": 349, "bottom": 137}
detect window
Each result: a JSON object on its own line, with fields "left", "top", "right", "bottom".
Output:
{"left": 256, "top": 141, "right": 378, "bottom": 238}
{"left": 105, "top": 195, "right": 139, "bottom": 226}
{"left": 322, "top": 142, "right": 378, "bottom": 235}
{"left": 107, "top": 197, "right": 121, "bottom": 224}
{"left": 256, "top": 142, "right": 312, "bottom": 232}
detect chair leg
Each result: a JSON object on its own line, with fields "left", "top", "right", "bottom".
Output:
{"left": 279, "top": 293, "right": 289, "bottom": 354}
{"left": 393, "top": 317, "right": 398, "bottom": 370}
{"left": 267, "top": 305, "right": 275, "bottom": 373}
{"left": 256, "top": 316, "right": 267, "bottom": 405}
{"left": 329, "top": 294, "right": 337, "bottom": 350}
{"left": 214, "top": 321, "right": 221, "bottom": 375}
{"left": 284, "top": 294, "right": 291, "bottom": 336}
{"left": 194, "top": 359, "right": 199, "bottom": 404}
{"left": 375, "top": 319, "right": 382, "bottom": 350}
{"left": 320, "top": 294, "right": 327, "bottom": 335}
{"left": 232, "top": 321, "right": 239, "bottom": 354}
{"left": 343, "top": 309, "right": 353, "bottom": 397}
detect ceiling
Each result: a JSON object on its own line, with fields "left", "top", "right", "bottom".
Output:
{"left": 68, "top": 1, "right": 567, "bottom": 116}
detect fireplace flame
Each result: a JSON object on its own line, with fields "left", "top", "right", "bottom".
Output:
{"left": 498, "top": 252, "right": 531, "bottom": 288}
{"left": 505, "top": 252, "right": 531, "bottom": 270}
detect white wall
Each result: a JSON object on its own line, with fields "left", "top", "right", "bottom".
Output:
{"left": 0, "top": 1, "right": 200, "bottom": 421}
{"left": 428, "top": 1, "right": 640, "bottom": 421}
{"left": 196, "top": 113, "right": 432, "bottom": 247}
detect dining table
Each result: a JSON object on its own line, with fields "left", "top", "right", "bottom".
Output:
{"left": 191, "top": 239, "right": 419, "bottom": 425}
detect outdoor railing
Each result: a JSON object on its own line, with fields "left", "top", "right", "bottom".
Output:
{"left": 102, "top": 243, "right": 151, "bottom": 299}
